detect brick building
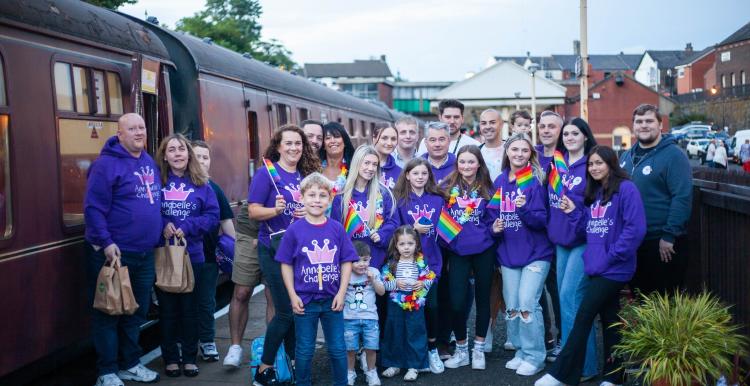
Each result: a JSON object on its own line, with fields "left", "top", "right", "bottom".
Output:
{"left": 714, "top": 21, "right": 750, "bottom": 91}
{"left": 675, "top": 48, "right": 715, "bottom": 94}
{"left": 304, "top": 57, "right": 395, "bottom": 107}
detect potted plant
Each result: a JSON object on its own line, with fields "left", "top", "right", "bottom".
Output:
{"left": 613, "top": 291, "right": 747, "bottom": 386}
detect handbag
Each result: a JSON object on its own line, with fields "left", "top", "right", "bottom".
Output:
{"left": 155, "top": 236, "right": 195, "bottom": 293}
{"left": 216, "top": 233, "right": 235, "bottom": 274}
{"left": 269, "top": 229, "right": 285, "bottom": 256}
{"left": 93, "top": 254, "right": 139, "bottom": 315}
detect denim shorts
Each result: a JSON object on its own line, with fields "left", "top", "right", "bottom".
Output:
{"left": 344, "top": 319, "right": 379, "bottom": 351}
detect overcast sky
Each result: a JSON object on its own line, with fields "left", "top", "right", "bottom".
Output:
{"left": 121, "top": 0, "right": 750, "bottom": 82}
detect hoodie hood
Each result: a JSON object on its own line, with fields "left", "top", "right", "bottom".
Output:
{"left": 101, "top": 136, "right": 145, "bottom": 159}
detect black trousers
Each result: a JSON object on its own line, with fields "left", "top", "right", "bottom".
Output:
{"left": 550, "top": 276, "right": 625, "bottom": 385}
{"left": 259, "top": 244, "right": 295, "bottom": 365}
{"left": 630, "top": 237, "right": 687, "bottom": 295}
{"left": 447, "top": 248, "right": 495, "bottom": 342}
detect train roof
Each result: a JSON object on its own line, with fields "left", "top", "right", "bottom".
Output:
{"left": 160, "top": 28, "right": 392, "bottom": 119}
{"left": 0, "top": 0, "right": 169, "bottom": 60}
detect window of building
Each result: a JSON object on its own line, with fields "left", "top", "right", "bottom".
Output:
{"left": 107, "top": 72, "right": 123, "bottom": 115}
{"left": 54, "top": 63, "right": 74, "bottom": 111}
{"left": 340, "top": 83, "right": 379, "bottom": 100}
{"left": 721, "top": 74, "right": 726, "bottom": 88}
{"left": 360, "top": 120, "right": 366, "bottom": 138}
{"left": 276, "top": 103, "right": 291, "bottom": 126}
{"left": 0, "top": 58, "right": 6, "bottom": 107}
{"left": 348, "top": 118, "right": 355, "bottom": 137}
{"left": 0, "top": 114, "right": 11, "bottom": 238}
{"left": 677, "top": 68, "right": 685, "bottom": 78}
{"left": 298, "top": 107, "right": 309, "bottom": 122}
{"left": 731, "top": 73, "right": 736, "bottom": 87}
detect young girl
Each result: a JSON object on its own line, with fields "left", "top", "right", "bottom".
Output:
{"left": 276, "top": 173, "right": 358, "bottom": 386}
{"left": 491, "top": 133, "right": 553, "bottom": 377}
{"left": 544, "top": 118, "right": 598, "bottom": 375}
{"left": 536, "top": 146, "right": 646, "bottom": 386}
{"left": 440, "top": 145, "right": 496, "bottom": 371}
{"left": 372, "top": 123, "right": 402, "bottom": 190}
{"left": 391, "top": 158, "right": 447, "bottom": 374}
{"left": 156, "top": 134, "right": 220, "bottom": 377}
{"left": 380, "top": 226, "right": 436, "bottom": 382}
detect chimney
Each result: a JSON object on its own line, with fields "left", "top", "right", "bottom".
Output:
{"left": 573, "top": 40, "right": 581, "bottom": 56}
{"left": 685, "top": 43, "right": 693, "bottom": 53}
{"left": 380, "top": 54, "right": 387, "bottom": 62}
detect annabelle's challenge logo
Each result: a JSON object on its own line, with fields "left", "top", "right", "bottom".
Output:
{"left": 499, "top": 189, "right": 524, "bottom": 231}
{"left": 586, "top": 200, "right": 613, "bottom": 238}
{"left": 161, "top": 182, "right": 196, "bottom": 220}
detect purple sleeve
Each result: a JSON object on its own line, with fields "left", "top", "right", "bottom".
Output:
{"left": 248, "top": 169, "right": 272, "bottom": 205}
{"left": 181, "top": 185, "right": 220, "bottom": 237}
{"left": 274, "top": 227, "right": 297, "bottom": 265}
{"left": 517, "top": 183, "right": 548, "bottom": 230}
{"left": 566, "top": 202, "right": 588, "bottom": 238}
{"left": 374, "top": 188, "right": 396, "bottom": 248}
{"left": 83, "top": 161, "right": 114, "bottom": 248}
{"left": 485, "top": 201, "right": 501, "bottom": 239}
{"left": 330, "top": 195, "right": 343, "bottom": 223}
{"left": 608, "top": 183, "right": 647, "bottom": 262}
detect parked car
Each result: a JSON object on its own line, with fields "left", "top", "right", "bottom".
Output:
{"left": 685, "top": 126, "right": 711, "bottom": 140}
{"left": 686, "top": 139, "right": 710, "bottom": 159}
{"left": 730, "top": 130, "right": 750, "bottom": 163}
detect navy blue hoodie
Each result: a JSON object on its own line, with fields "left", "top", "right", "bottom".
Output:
{"left": 84, "top": 136, "right": 162, "bottom": 253}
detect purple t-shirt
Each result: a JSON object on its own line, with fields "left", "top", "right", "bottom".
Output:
{"left": 274, "top": 218, "right": 359, "bottom": 304}
{"left": 248, "top": 162, "right": 303, "bottom": 248}
{"left": 380, "top": 154, "right": 402, "bottom": 190}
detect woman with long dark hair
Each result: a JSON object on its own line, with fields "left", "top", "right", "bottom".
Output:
{"left": 535, "top": 146, "right": 646, "bottom": 386}
{"left": 320, "top": 122, "right": 355, "bottom": 194}
{"left": 248, "top": 124, "right": 320, "bottom": 386}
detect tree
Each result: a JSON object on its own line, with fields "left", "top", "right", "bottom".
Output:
{"left": 176, "top": 0, "right": 298, "bottom": 71}
{"left": 84, "top": 0, "right": 138, "bottom": 9}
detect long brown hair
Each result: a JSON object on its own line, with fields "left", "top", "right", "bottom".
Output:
{"left": 443, "top": 145, "right": 493, "bottom": 200}
{"left": 263, "top": 124, "right": 321, "bottom": 176}
{"left": 386, "top": 225, "right": 423, "bottom": 274}
{"left": 392, "top": 158, "right": 448, "bottom": 204}
{"left": 584, "top": 145, "right": 630, "bottom": 206}
{"left": 157, "top": 133, "right": 208, "bottom": 186}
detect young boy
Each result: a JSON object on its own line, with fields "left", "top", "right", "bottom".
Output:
{"left": 345, "top": 241, "right": 385, "bottom": 386}
{"left": 276, "top": 173, "right": 358, "bottom": 386}
{"left": 510, "top": 110, "right": 532, "bottom": 136}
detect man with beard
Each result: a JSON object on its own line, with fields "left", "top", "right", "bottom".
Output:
{"left": 393, "top": 116, "right": 420, "bottom": 168}
{"left": 301, "top": 119, "right": 324, "bottom": 153}
{"left": 620, "top": 104, "right": 692, "bottom": 294}
{"left": 535, "top": 110, "right": 564, "bottom": 169}
{"left": 418, "top": 99, "right": 480, "bottom": 155}
{"left": 478, "top": 109, "right": 505, "bottom": 180}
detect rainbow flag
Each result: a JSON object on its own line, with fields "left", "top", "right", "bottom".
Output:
{"left": 263, "top": 158, "right": 281, "bottom": 183}
{"left": 343, "top": 204, "right": 365, "bottom": 236}
{"left": 437, "top": 208, "right": 462, "bottom": 243}
{"left": 487, "top": 187, "right": 503, "bottom": 209}
{"left": 553, "top": 150, "right": 569, "bottom": 173}
{"left": 516, "top": 165, "right": 534, "bottom": 191}
{"left": 549, "top": 165, "right": 563, "bottom": 196}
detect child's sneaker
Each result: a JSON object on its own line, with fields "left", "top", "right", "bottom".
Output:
{"left": 381, "top": 367, "right": 400, "bottom": 378}
{"left": 403, "top": 368, "right": 418, "bottom": 382}
{"left": 347, "top": 369, "right": 357, "bottom": 386}
{"left": 428, "top": 349, "right": 444, "bottom": 374}
{"left": 253, "top": 367, "right": 279, "bottom": 386}
{"left": 443, "top": 349, "right": 469, "bottom": 368}
{"left": 471, "top": 349, "right": 486, "bottom": 370}
{"left": 200, "top": 342, "right": 219, "bottom": 362}
{"left": 535, "top": 374, "right": 565, "bottom": 386}
{"left": 516, "top": 361, "right": 543, "bottom": 376}
{"left": 365, "top": 369, "right": 381, "bottom": 386}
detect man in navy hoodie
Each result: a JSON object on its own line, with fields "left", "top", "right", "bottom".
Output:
{"left": 84, "top": 113, "right": 162, "bottom": 386}
{"left": 620, "top": 104, "right": 693, "bottom": 294}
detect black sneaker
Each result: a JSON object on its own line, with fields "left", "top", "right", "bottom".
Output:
{"left": 254, "top": 367, "right": 279, "bottom": 386}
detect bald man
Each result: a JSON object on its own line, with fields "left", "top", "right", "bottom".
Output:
{"left": 85, "top": 113, "right": 162, "bottom": 386}
{"left": 478, "top": 109, "right": 505, "bottom": 180}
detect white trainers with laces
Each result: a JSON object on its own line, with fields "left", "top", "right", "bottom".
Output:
{"left": 347, "top": 369, "right": 357, "bottom": 386}
{"left": 443, "top": 349, "right": 469, "bottom": 368}
{"left": 365, "top": 369, "right": 381, "bottom": 386}
{"left": 403, "top": 368, "right": 419, "bottom": 382}
{"left": 505, "top": 356, "right": 523, "bottom": 370}
{"left": 516, "top": 360, "right": 544, "bottom": 376}
{"left": 94, "top": 374, "right": 124, "bottom": 386}
{"left": 599, "top": 382, "right": 621, "bottom": 386}
{"left": 428, "top": 348, "right": 444, "bottom": 374}
{"left": 200, "top": 342, "right": 219, "bottom": 362}
{"left": 381, "top": 367, "right": 400, "bottom": 378}
{"left": 471, "top": 349, "right": 486, "bottom": 370}
{"left": 117, "top": 364, "right": 159, "bottom": 383}
{"left": 223, "top": 344, "right": 243, "bottom": 368}
{"left": 535, "top": 373, "right": 565, "bottom": 386}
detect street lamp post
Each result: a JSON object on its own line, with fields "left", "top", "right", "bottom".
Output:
{"left": 529, "top": 62, "right": 540, "bottom": 145}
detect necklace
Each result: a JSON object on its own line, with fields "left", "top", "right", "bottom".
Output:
{"left": 323, "top": 159, "right": 347, "bottom": 195}
{"left": 381, "top": 253, "right": 435, "bottom": 311}
{"left": 448, "top": 186, "right": 478, "bottom": 224}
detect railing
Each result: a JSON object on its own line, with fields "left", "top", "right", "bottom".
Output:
{"left": 674, "top": 84, "right": 750, "bottom": 104}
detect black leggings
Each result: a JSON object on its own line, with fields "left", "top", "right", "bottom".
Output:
{"left": 259, "top": 244, "right": 295, "bottom": 365}
{"left": 425, "top": 281, "right": 440, "bottom": 340}
{"left": 447, "top": 248, "right": 495, "bottom": 342}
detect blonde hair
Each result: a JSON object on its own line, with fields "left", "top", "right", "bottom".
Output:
{"left": 156, "top": 133, "right": 209, "bottom": 186}
{"left": 340, "top": 145, "right": 395, "bottom": 229}
{"left": 300, "top": 172, "right": 333, "bottom": 194}
{"left": 501, "top": 133, "right": 545, "bottom": 184}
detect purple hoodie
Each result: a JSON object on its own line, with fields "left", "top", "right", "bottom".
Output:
{"left": 535, "top": 144, "right": 554, "bottom": 171}
{"left": 567, "top": 180, "right": 646, "bottom": 282}
{"left": 161, "top": 172, "right": 220, "bottom": 263}
{"left": 439, "top": 185, "right": 495, "bottom": 256}
{"left": 380, "top": 154, "right": 402, "bottom": 190}
{"left": 491, "top": 171, "right": 554, "bottom": 268}
{"left": 547, "top": 154, "right": 587, "bottom": 247}
{"left": 275, "top": 218, "right": 359, "bottom": 305}
{"left": 84, "top": 136, "right": 162, "bottom": 253}
{"left": 422, "top": 152, "right": 456, "bottom": 185}
{"left": 247, "top": 162, "right": 303, "bottom": 249}
{"left": 331, "top": 184, "right": 396, "bottom": 269}
{"left": 393, "top": 191, "right": 446, "bottom": 276}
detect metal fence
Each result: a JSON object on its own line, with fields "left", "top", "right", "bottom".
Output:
{"left": 673, "top": 84, "right": 750, "bottom": 104}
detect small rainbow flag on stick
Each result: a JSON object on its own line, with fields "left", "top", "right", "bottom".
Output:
{"left": 263, "top": 158, "right": 282, "bottom": 195}
{"left": 553, "top": 151, "right": 569, "bottom": 173}
{"left": 549, "top": 165, "right": 563, "bottom": 196}
{"left": 437, "top": 208, "right": 462, "bottom": 243}
{"left": 487, "top": 187, "right": 503, "bottom": 209}
{"left": 515, "top": 165, "right": 535, "bottom": 191}
{"left": 343, "top": 204, "right": 365, "bottom": 236}
{"left": 373, "top": 213, "right": 384, "bottom": 230}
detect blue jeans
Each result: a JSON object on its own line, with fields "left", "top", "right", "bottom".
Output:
{"left": 501, "top": 260, "right": 550, "bottom": 368}
{"left": 557, "top": 245, "right": 598, "bottom": 377}
{"left": 86, "top": 243, "right": 155, "bottom": 376}
{"left": 294, "top": 298, "right": 347, "bottom": 386}
{"left": 197, "top": 262, "right": 219, "bottom": 343}
{"left": 156, "top": 262, "right": 203, "bottom": 365}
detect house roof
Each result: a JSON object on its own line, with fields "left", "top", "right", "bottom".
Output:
{"left": 675, "top": 47, "right": 714, "bottom": 66}
{"left": 719, "top": 21, "right": 750, "bottom": 46}
{"left": 304, "top": 60, "right": 393, "bottom": 78}
{"left": 570, "top": 73, "right": 677, "bottom": 105}
{"left": 496, "top": 53, "right": 641, "bottom": 73}
{"left": 493, "top": 56, "right": 562, "bottom": 71}
{"left": 644, "top": 50, "right": 691, "bottom": 69}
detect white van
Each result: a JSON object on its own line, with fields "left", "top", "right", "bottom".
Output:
{"left": 730, "top": 130, "right": 750, "bottom": 163}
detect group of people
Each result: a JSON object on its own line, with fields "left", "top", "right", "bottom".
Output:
{"left": 85, "top": 98, "right": 693, "bottom": 386}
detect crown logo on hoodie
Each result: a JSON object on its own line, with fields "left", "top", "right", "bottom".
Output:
{"left": 162, "top": 182, "right": 194, "bottom": 201}
{"left": 501, "top": 191, "right": 517, "bottom": 213}
{"left": 408, "top": 204, "right": 434, "bottom": 223}
{"left": 590, "top": 201, "right": 612, "bottom": 219}
{"left": 456, "top": 195, "right": 482, "bottom": 209}
{"left": 284, "top": 184, "right": 302, "bottom": 203}
{"left": 303, "top": 239, "right": 338, "bottom": 265}
{"left": 133, "top": 166, "right": 155, "bottom": 185}
{"left": 355, "top": 202, "right": 370, "bottom": 222}
{"left": 380, "top": 173, "right": 395, "bottom": 189}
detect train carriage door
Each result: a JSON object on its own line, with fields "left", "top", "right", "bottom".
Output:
{"left": 132, "top": 55, "right": 170, "bottom": 155}
{"left": 243, "top": 86, "right": 270, "bottom": 180}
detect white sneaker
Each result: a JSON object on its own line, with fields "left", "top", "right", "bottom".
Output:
{"left": 365, "top": 369, "right": 381, "bottom": 386}
{"left": 484, "top": 328, "right": 493, "bottom": 352}
{"left": 599, "top": 382, "right": 621, "bottom": 386}
{"left": 428, "top": 349, "right": 444, "bottom": 374}
{"left": 471, "top": 349, "right": 485, "bottom": 370}
{"left": 443, "top": 349, "right": 469, "bottom": 368}
{"left": 347, "top": 369, "right": 357, "bottom": 386}
{"left": 94, "top": 374, "right": 124, "bottom": 386}
{"left": 117, "top": 364, "right": 159, "bottom": 383}
{"left": 223, "top": 344, "right": 243, "bottom": 368}
{"left": 200, "top": 341, "right": 219, "bottom": 362}
{"left": 535, "top": 373, "right": 565, "bottom": 386}
{"left": 382, "top": 367, "right": 400, "bottom": 378}
{"left": 516, "top": 360, "right": 544, "bottom": 376}
{"left": 358, "top": 350, "right": 369, "bottom": 371}
{"left": 505, "top": 356, "right": 523, "bottom": 370}
{"left": 504, "top": 340, "right": 516, "bottom": 350}
{"left": 403, "top": 368, "right": 418, "bottom": 382}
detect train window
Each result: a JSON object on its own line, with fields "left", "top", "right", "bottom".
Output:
{"left": 72, "top": 66, "right": 91, "bottom": 114}
{"left": 0, "top": 115, "right": 11, "bottom": 238}
{"left": 92, "top": 71, "right": 106, "bottom": 115}
{"left": 54, "top": 63, "right": 74, "bottom": 111}
{"left": 370, "top": 122, "right": 376, "bottom": 133}
{"left": 107, "top": 72, "right": 123, "bottom": 115}
{"left": 348, "top": 118, "right": 355, "bottom": 137}
{"left": 276, "top": 103, "right": 291, "bottom": 126}
{"left": 298, "top": 108, "right": 309, "bottom": 122}
{"left": 0, "top": 58, "right": 5, "bottom": 106}
{"left": 360, "top": 120, "right": 366, "bottom": 138}
{"left": 320, "top": 111, "right": 328, "bottom": 123}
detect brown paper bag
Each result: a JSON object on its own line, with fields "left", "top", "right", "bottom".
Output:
{"left": 182, "top": 253, "right": 195, "bottom": 293}
{"left": 117, "top": 262, "right": 139, "bottom": 315}
{"left": 93, "top": 256, "right": 122, "bottom": 315}
{"left": 155, "top": 237, "right": 194, "bottom": 293}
